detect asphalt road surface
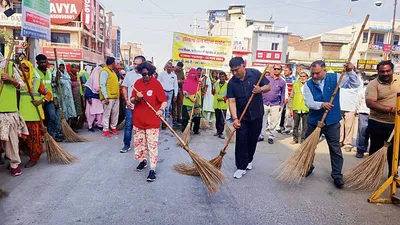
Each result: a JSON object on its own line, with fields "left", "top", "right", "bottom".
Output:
{"left": 1, "top": 125, "right": 399, "bottom": 225}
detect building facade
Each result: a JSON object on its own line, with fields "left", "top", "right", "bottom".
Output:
{"left": 0, "top": 0, "right": 117, "bottom": 68}
{"left": 207, "top": 5, "right": 289, "bottom": 70}
{"left": 120, "top": 42, "right": 144, "bottom": 66}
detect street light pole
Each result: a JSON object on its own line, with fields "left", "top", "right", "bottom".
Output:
{"left": 389, "top": 0, "right": 398, "bottom": 59}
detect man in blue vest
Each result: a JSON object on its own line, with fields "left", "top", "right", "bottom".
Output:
{"left": 303, "top": 60, "right": 360, "bottom": 188}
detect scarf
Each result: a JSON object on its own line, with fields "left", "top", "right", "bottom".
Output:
{"left": 85, "top": 66, "right": 101, "bottom": 94}
{"left": 183, "top": 68, "right": 199, "bottom": 95}
{"left": 20, "top": 60, "right": 34, "bottom": 91}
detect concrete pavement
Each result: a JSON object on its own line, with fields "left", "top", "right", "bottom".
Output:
{"left": 0, "top": 126, "right": 398, "bottom": 225}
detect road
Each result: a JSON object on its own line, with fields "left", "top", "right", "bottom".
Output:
{"left": 0, "top": 124, "right": 398, "bottom": 225}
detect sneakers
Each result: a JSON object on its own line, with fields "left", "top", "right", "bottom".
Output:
{"left": 258, "top": 136, "right": 264, "bottom": 142}
{"left": 24, "top": 160, "right": 37, "bottom": 168}
{"left": 11, "top": 167, "right": 22, "bottom": 176}
{"left": 218, "top": 134, "right": 225, "bottom": 139}
{"left": 214, "top": 133, "right": 219, "bottom": 136}
{"left": 268, "top": 138, "right": 274, "bottom": 144}
{"left": 120, "top": 145, "right": 131, "bottom": 153}
{"left": 111, "top": 129, "right": 119, "bottom": 135}
{"left": 137, "top": 160, "right": 147, "bottom": 172}
{"left": 246, "top": 162, "right": 253, "bottom": 170}
{"left": 233, "top": 169, "right": 246, "bottom": 179}
{"left": 147, "top": 170, "right": 156, "bottom": 182}
{"left": 103, "top": 131, "right": 111, "bottom": 137}
{"left": 355, "top": 152, "right": 364, "bottom": 159}
{"left": 334, "top": 178, "right": 344, "bottom": 189}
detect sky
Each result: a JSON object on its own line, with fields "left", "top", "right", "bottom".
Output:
{"left": 100, "top": 0, "right": 397, "bottom": 67}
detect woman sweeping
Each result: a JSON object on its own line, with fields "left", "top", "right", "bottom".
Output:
{"left": 85, "top": 66, "right": 104, "bottom": 132}
{"left": 182, "top": 68, "right": 202, "bottom": 135}
{"left": 131, "top": 62, "right": 167, "bottom": 182}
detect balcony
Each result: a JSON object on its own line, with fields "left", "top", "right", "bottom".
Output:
{"left": 51, "top": 21, "right": 82, "bottom": 32}
{"left": 42, "top": 42, "right": 80, "bottom": 48}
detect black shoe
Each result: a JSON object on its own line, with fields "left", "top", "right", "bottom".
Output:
{"left": 258, "top": 137, "right": 264, "bottom": 142}
{"left": 162, "top": 124, "right": 167, "bottom": 130}
{"left": 72, "top": 128, "right": 79, "bottom": 133}
{"left": 268, "top": 138, "right": 274, "bottom": 144}
{"left": 136, "top": 160, "right": 147, "bottom": 172}
{"left": 218, "top": 134, "right": 225, "bottom": 139}
{"left": 147, "top": 170, "right": 156, "bottom": 182}
{"left": 95, "top": 125, "right": 103, "bottom": 131}
{"left": 55, "top": 137, "right": 63, "bottom": 142}
{"left": 334, "top": 178, "right": 344, "bottom": 189}
{"left": 214, "top": 133, "right": 219, "bottom": 136}
{"left": 0, "top": 157, "right": 4, "bottom": 165}
{"left": 88, "top": 128, "right": 95, "bottom": 133}
{"left": 355, "top": 152, "right": 364, "bottom": 159}
{"left": 194, "top": 131, "right": 200, "bottom": 135}
{"left": 305, "top": 165, "right": 315, "bottom": 177}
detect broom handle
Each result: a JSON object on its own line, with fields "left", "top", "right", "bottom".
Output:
{"left": 387, "top": 129, "right": 395, "bottom": 143}
{"left": 132, "top": 86, "right": 191, "bottom": 152}
{"left": 188, "top": 74, "right": 205, "bottom": 122}
{"left": 17, "top": 64, "right": 46, "bottom": 128}
{"left": 320, "top": 14, "right": 369, "bottom": 124}
{"left": 53, "top": 48, "right": 66, "bottom": 119}
{"left": 0, "top": 43, "right": 15, "bottom": 96}
{"left": 222, "top": 64, "right": 270, "bottom": 150}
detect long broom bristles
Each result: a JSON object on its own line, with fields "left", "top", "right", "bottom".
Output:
{"left": 117, "top": 119, "right": 125, "bottom": 130}
{"left": 200, "top": 118, "right": 210, "bottom": 130}
{"left": 0, "top": 188, "right": 9, "bottom": 198}
{"left": 174, "top": 150, "right": 226, "bottom": 176}
{"left": 177, "top": 122, "right": 191, "bottom": 147}
{"left": 44, "top": 132, "right": 78, "bottom": 164}
{"left": 225, "top": 123, "right": 234, "bottom": 142}
{"left": 61, "top": 118, "right": 88, "bottom": 142}
{"left": 276, "top": 127, "right": 321, "bottom": 183}
{"left": 343, "top": 144, "right": 388, "bottom": 190}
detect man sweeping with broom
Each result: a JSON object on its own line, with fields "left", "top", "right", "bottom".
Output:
{"left": 302, "top": 60, "right": 360, "bottom": 188}
{"left": 227, "top": 57, "right": 271, "bottom": 179}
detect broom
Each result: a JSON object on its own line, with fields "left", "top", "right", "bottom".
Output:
{"left": 132, "top": 86, "right": 225, "bottom": 193}
{"left": 174, "top": 64, "right": 270, "bottom": 175}
{"left": 200, "top": 118, "right": 210, "bottom": 130}
{"left": 0, "top": 42, "right": 15, "bottom": 96}
{"left": 276, "top": 14, "right": 370, "bottom": 184}
{"left": 177, "top": 74, "right": 204, "bottom": 147}
{"left": 344, "top": 129, "right": 395, "bottom": 190}
{"left": 18, "top": 63, "right": 78, "bottom": 164}
{"left": 53, "top": 48, "right": 88, "bottom": 142}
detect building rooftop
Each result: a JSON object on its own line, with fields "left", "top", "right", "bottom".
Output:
{"left": 228, "top": 4, "right": 246, "bottom": 10}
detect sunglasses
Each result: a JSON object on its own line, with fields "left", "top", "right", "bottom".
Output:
{"left": 141, "top": 72, "right": 152, "bottom": 77}
{"left": 273, "top": 68, "right": 282, "bottom": 71}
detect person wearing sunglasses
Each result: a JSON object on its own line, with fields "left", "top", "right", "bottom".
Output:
{"left": 227, "top": 57, "right": 271, "bottom": 179}
{"left": 130, "top": 62, "right": 167, "bottom": 182}
{"left": 302, "top": 60, "right": 360, "bottom": 189}
{"left": 259, "top": 64, "right": 286, "bottom": 144}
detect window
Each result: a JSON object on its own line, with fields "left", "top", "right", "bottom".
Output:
{"left": 13, "top": 3, "right": 22, "bottom": 14}
{"left": 13, "top": 29, "right": 23, "bottom": 41}
{"left": 371, "top": 33, "right": 385, "bottom": 44}
{"left": 362, "top": 32, "right": 368, "bottom": 43}
{"left": 271, "top": 43, "right": 279, "bottom": 51}
{"left": 395, "top": 35, "right": 400, "bottom": 45}
{"left": 51, "top": 32, "right": 70, "bottom": 44}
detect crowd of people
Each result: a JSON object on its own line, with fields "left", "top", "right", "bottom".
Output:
{"left": 1, "top": 53, "right": 399, "bottom": 188}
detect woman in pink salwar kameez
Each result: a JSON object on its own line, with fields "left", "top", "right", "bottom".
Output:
{"left": 85, "top": 67, "right": 104, "bottom": 132}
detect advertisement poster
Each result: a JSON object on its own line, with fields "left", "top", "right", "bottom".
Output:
{"left": 357, "top": 59, "right": 379, "bottom": 70}
{"left": 172, "top": 32, "right": 232, "bottom": 70}
{"left": 21, "top": 0, "right": 51, "bottom": 40}
{"left": 115, "top": 29, "right": 121, "bottom": 60}
{"left": 324, "top": 59, "right": 346, "bottom": 73}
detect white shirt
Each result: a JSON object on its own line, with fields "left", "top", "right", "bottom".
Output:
{"left": 158, "top": 71, "right": 178, "bottom": 97}
{"left": 356, "top": 85, "right": 369, "bottom": 114}
{"left": 122, "top": 70, "right": 142, "bottom": 108}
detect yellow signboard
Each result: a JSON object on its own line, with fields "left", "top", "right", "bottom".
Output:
{"left": 324, "top": 59, "right": 346, "bottom": 72}
{"left": 172, "top": 32, "right": 233, "bottom": 70}
{"left": 357, "top": 59, "right": 379, "bottom": 70}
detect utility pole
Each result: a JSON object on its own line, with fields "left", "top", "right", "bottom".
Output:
{"left": 389, "top": 0, "right": 398, "bottom": 60}
{"left": 129, "top": 45, "right": 132, "bottom": 66}
{"left": 190, "top": 16, "right": 200, "bottom": 35}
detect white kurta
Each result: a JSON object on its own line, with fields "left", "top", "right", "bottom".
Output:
{"left": 202, "top": 77, "right": 214, "bottom": 112}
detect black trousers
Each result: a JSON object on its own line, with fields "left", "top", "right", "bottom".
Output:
{"left": 293, "top": 112, "right": 308, "bottom": 141}
{"left": 368, "top": 119, "right": 399, "bottom": 177}
{"left": 215, "top": 109, "right": 227, "bottom": 135}
{"left": 181, "top": 117, "right": 200, "bottom": 133}
{"left": 305, "top": 122, "right": 343, "bottom": 180}
{"left": 235, "top": 117, "right": 262, "bottom": 170}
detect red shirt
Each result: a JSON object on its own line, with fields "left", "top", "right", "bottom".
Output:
{"left": 131, "top": 77, "right": 167, "bottom": 129}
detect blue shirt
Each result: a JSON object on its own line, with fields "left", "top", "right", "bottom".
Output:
{"left": 303, "top": 71, "right": 360, "bottom": 110}
{"left": 262, "top": 76, "right": 286, "bottom": 106}
{"left": 227, "top": 68, "right": 270, "bottom": 121}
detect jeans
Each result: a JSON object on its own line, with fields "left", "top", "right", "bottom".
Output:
{"left": 356, "top": 113, "right": 369, "bottom": 154}
{"left": 293, "top": 111, "right": 308, "bottom": 141}
{"left": 305, "top": 122, "right": 343, "bottom": 180}
{"left": 123, "top": 108, "right": 133, "bottom": 147}
{"left": 164, "top": 91, "right": 174, "bottom": 119}
{"left": 44, "top": 101, "right": 61, "bottom": 138}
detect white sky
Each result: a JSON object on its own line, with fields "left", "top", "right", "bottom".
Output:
{"left": 100, "top": 0, "right": 397, "bottom": 67}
